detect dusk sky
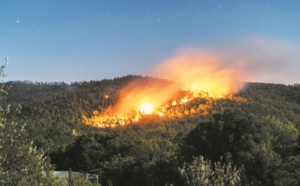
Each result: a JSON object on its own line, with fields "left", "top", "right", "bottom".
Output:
{"left": 1, "top": 0, "right": 300, "bottom": 83}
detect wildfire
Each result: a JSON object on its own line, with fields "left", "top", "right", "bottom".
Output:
{"left": 82, "top": 50, "right": 247, "bottom": 128}
{"left": 152, "top": 50, "right": 244, "bottom": 97}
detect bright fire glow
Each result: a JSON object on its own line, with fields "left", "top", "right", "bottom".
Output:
{"left": 181, "top": 97, "right": 188, "bottom": 103}
{"left": 152, "top": 50, "right": 244, "bottom": 97}
{"left": 139, "top": 103, "right": 154, "bottom": 115}
{"left": 103, "top": 94, "right": 109, "bottom": 99}
{"left": 82, "top": 50, "right": 248, "bottom": 128}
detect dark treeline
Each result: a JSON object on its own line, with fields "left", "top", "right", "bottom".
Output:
{"left": 5, "top": 75, "right": 300, "bottom": 186}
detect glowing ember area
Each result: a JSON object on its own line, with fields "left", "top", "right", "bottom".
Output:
{"left": 103, "top": 94, "right": 109, "bottom": 99}
{"left": 82, "top": 93, "right": 248, "bottom": 128}
{"left": 82, "top": 50, "right": 248, "bottom": 128}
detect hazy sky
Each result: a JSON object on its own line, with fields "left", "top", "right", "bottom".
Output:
{"left": 1, "top": 0, "right": 300, "bottom": 83}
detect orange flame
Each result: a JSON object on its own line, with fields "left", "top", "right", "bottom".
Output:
{"left": 152, "top": 50, "right": 244, "bottom": 97}
{"left": 82, "top": 36, "right": 300, "bottom": 128}
{"left": 83, "top": 50, "right": 246, "bottom": 128}
{"left": 103, "top": 93, "right": 109, "bottom": 99}
{"left": 105, "top": 78, "right": 178, "bottom": 116}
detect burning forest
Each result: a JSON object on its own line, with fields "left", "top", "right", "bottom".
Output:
{"left": 82, "top": 36, "right": 300, "bottom": 128}
{"left": 82, "top": 51, "right": 246, "bottom": 128}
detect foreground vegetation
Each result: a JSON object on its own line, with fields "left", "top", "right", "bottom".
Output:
{"left": 3, "top": 75, "right": 300, "bottom": 185}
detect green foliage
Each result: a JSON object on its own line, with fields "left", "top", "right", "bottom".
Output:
{"left": 54, "top": 124, "right": 182, "bottom": 186}
{"left": 182, "top": 110, "right": 282, "bottom": 185}
{"left": 273, "top": 155, "right": 300, "bottom": 186}
{"left": 180, "top": 156, "right": 241, "bottom": 186}
{"left": 264, "top": 116, "right": 299, "bottom": 157}
{"left": 3, "top": 76, "right": 300, "bottom": 185}
{"left": 0, "top": 63, "right": 60, "bottom": 185}
{"left": 0, "top": 120, "right": 52, "bottom": 185}
{"left": 69, "top": 173, "right": 101, "bottom": 186}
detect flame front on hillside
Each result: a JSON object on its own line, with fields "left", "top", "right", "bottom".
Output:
{"left": 152, "top": 50, "right": 244, "bottom": 97}
{"left": 82, "top": 51, "right": 245, "bottom": 128}
{"left": 82, "top": 36, "right": 300, "bottom": 128}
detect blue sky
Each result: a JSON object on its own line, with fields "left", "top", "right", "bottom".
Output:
{"left": 1, "top": 0, "right": 300, "bottom": 83}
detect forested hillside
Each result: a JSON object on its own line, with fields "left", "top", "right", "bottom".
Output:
{"left": 5, "top": 75, "right": 300, "bottom": 186}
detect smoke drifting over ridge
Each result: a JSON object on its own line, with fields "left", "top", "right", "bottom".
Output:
{"left": 83, "top": 36, "right": 300, "bottom": 127}
{"left": 152, "top": 50, "right": 243, "bottom": 97}
{"left": 218, "top": 36, "right": 300, "bottom": 84}
{"left": 114, "top": 36, "right": 300, "bottom": 114}
{"left": 153, "top": 35, "right": 300, "bottom": 86}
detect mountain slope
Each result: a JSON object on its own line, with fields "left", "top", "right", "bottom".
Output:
{"left": 4, "top": 76, "right": 300, "bottom": 185}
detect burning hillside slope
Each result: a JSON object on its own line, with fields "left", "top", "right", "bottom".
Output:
{"left": 83, "top": 36, "right": 300, "bottom": 128}
{"left": 82, "top": 51, "right": 245, "bottom": 128}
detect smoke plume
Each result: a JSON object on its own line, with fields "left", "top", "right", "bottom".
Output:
{"left": 112, "top": 35, "right": 300, "bottom": 115}
{"left": 153, "top": 35, "right": 300, "bottom": 88}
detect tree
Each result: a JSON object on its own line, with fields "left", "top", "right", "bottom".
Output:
{"left": 273, "top": 155, "right": 300, "bottom": 186}
{"left": 69, "top": 173, "right": 101, "bottom": 186}
{"left": 179, "top": 156, "right": 241, "bottom": 186}
{"left": 0, "top": 62, "right": 60, "bottom": 185}
{"left": 182, "top": 110, "right": 281, "bottom": 185}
